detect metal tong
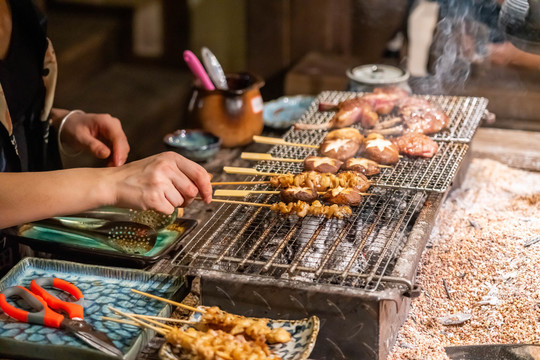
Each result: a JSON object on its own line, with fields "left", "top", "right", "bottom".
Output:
{"left": 32, "top": 217, "right": 157, "bottom": 255}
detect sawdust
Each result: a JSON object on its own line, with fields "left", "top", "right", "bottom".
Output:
{"left": 388, "top": 158, "right": 540, "bottom": 360}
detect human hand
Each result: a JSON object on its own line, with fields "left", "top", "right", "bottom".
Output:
{"left": 59, "top": 111, "right": 130, "bottom": 167}
{"left": 106, "top": 152, "right": 213, "bottom": 214}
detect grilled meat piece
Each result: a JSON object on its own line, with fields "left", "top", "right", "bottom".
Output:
{"left": 270, "top": 200, "right": 352, "bottom": 219}
{"left": 391, "top": 132, "right": 439, "bottom": 158}
{"left": 322, "top": 186, "right": 363, "bottom": 206}
{"left": 323, "top": 127, "right": 364, "bottom": 144}
{"left": 363, "top": 133, "right": 400, "bottom": 165}
{"left": 303, "top": 156, "right": 342, "bottom": 174}
{"left": 319, "top": 138, "right": 360, "bottom": 161}
{"left": 280, "top": 186, "right": 318, "bottom": 203}
{"left": 343, "top": 157, "right": 382, "bottom": 176}
{"left": 269, "top": 171, "right": 370, "bottom": 193}
{"left": 295, "top": 87, "right": 409, "bottom": 130}
{"left": 399, "top": 97, "right": 449, "bottom": 134}
{"left": 361, "top": 86, "right": 410, "bottom": 114}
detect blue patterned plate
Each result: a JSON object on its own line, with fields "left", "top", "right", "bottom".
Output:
{"left": 263, "top": 96, "right": 316, "bottom": 129}
{"left": 159, "top": 307, "right": 319, "bottom": 360}
{"left": 0, "top": 257, "right": 187, "bottom": 360}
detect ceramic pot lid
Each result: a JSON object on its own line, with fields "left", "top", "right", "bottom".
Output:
{"left": 346, "top": 64, "right": 409, "bottom": 85}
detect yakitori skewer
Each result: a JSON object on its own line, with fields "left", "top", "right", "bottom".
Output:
{"left": 196, "top": 197, "right": 352, "bottom": 219}
{"left": 241, "top": 152, "right": 392, "bottom": 175}
{"left": 223, "top": 168, "right": 372, "bottom": 192}
{"left": 106, "top": 308, "right": 280, "bottom": 360}
{"left": 213, "top": 189, "right": 375, "bottom": 197}
{"left": 130, "top": 289, "right": 293, "bottom": 345}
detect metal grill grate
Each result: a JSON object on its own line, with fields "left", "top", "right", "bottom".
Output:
{"left": 297, "top": 91, "right": 488, "bottom": 143}
{"left": 173, "top": 188, "right": 426, "bottom": 291}
{"left": 172, "top": 91, "right": 484, "bottom": 293}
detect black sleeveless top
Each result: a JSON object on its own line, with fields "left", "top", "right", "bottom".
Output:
{"left": 0, "top": 0, "right": 48, "bottom": 172}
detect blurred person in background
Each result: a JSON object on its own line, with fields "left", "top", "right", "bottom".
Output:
{"left": 0, "top": 0, "right": 212, "bottom": 230}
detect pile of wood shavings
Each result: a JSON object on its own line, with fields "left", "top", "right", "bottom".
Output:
{"left": 388, "top": 158, "right": 540, "bottom": 360}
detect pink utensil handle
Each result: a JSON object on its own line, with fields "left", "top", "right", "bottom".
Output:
{"left": 183, "top": 50, "right": 215, "bottom": 91}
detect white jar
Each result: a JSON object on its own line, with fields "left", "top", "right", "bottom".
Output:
{"left": 346, "top": 64, "right": 411, "bottom": 93}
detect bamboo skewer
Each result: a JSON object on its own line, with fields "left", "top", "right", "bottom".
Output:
{"left": 102, "top": 316, "right": 140, "bottom": 327}
{"left": 214, "top": 189, "right": 376, "bottom": 197}
{"left": 211, "top": 181, "right": 271, "bottom": 186}
{"left": 207, "top": 198, "right": 273, "bottom": 207}
{"left": 109, "top": 307, "right": 168, "bottom": 336}
{"left": 241, "top": 152, "right": 393, "bottom": 168}
{"left": 223, "top": 166, "right": 282, "bottom": 177}
{"left": 129, "top": 314, "right": 194, "bottom": 325}
{"left": 252, "top": 135, "right": 318, "bottom": 149}
{"left": 131, "top": 289, "right": 204, "bottom": 314}
{"left": 241, "top": 152, "right": 304, "bottom": 163}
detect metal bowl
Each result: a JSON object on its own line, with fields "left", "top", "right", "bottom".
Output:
{"left": 163, "top": 129, "right": 221, "bottom": 162}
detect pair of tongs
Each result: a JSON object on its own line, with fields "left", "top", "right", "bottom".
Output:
{"left": 70, "top": 207, "right": 178, "bottom": 230}
{"left": 32, "top": 217, "right": 157, "bottom": 255}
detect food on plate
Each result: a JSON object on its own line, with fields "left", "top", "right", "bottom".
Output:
{"left": 280, "top": 186, "right": 319, "bottom": 203}
{"left": 391, "top": 132, "right": 439, "bottom": 158}
{"left": 270, "top": 200, "right": 352, "bottom": 219}
{"left": 322, "top": 187, "right": 364, "bottom": 206}
{"left": 166, "top": 327, "right": 280, "bottom": 360}
{"left": 363, "top": 133, "right": 400, "bottom": 165}
{"left": 199, "top": 307, "right": 291, "bottom": 345}
{"left": 342, "top": 157, "right": 382, "bottom": 176}
{"left": 319, "top": 138, "right": 360, "bottom": 161}
{"left": 303, "top": 156, "right": 342, "bottom": 174}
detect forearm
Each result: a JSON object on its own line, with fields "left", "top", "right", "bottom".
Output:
{"left": 0, "top": 168, "right": 114, "bottom": 228}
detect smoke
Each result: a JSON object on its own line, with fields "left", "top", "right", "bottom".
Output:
{"left": 411, "top": 0, "right": 496, "bottom": 95}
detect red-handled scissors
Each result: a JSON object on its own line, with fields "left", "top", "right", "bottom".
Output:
{"left": 0, "top": 277, "right": 123, "bottom": 358}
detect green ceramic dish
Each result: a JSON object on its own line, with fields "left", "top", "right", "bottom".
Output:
{"left": 10, "top": 218, "right": 197, "bottom": 268}
{"left": 0, "top": 257, "right": 187, "bottom": 360}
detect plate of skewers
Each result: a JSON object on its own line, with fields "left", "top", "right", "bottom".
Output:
{"left": 105, "top": 289, "right": 319, "bottom": 360}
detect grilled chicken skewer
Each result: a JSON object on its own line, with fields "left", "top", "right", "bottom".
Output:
{"left": 223, "top": 168, "right": 372, "bottom": 192}
{"left": 205, "top": 198, "right": 352, "bottom": 219}
{"left": 240, "top": 152, "right": 391, "bottom": 176}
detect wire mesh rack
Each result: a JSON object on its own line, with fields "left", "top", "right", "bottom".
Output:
{"left": 172, "top": 90, "right": 484, "bottom": 293}
{"left": 297, "top": 91, "right": 488, "bottom": 143}
{"left": 173, "top": 188, "right": 426, "bottom": 292}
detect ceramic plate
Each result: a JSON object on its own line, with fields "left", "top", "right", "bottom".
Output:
{"left": 263, "top": 96, "right": 316, "bottom": 129}
{"left": 0, "top": 257, "right": 187, "bottom": 360}
{"left": 158, "top": 308, "right": 319, "bottom": 360}
{"left": 11, "top": 218, "right": 197, "bottom": 267}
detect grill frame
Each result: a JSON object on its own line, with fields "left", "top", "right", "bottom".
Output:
{"left": 170, "top": 92, "right": 482, "bottom": 359}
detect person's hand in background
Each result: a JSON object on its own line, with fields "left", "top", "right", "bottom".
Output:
{"left": 53, "top": 109, "right": 130, "bottom": 167}
{"left": 487, "top": 41, "right": 540, "bottom": 69}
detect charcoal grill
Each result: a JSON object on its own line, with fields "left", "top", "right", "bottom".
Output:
{"left": 171, "top": 93, "right": 486, "bottom": 359}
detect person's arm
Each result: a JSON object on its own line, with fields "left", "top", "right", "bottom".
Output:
{"left": 0, "top": 152, "right": 213, "bottom": 229}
